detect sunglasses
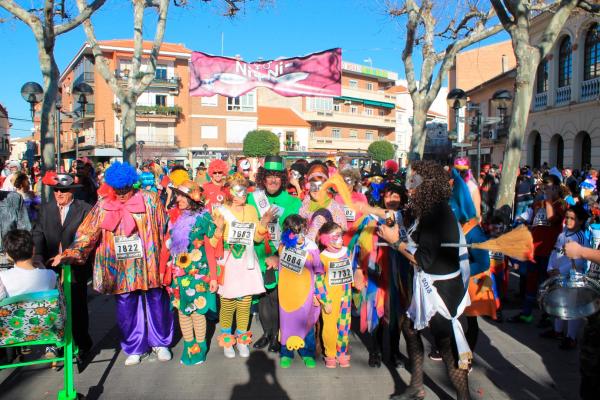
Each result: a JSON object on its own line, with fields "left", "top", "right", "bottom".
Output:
{"left": 114, "top": 187, "right": 133, "bottom": 196}
{"left": 212, "top": 171, "right": 224, "bottom": 175}
{"left": 54, "top": 188, "right": 71, "bottom": 193}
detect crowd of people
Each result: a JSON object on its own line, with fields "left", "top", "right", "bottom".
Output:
{"left": 0, "top": 153, "right": 599, "bottom": 400}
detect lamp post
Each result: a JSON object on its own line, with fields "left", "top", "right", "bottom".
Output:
{"left": 491, "top": 89, "right": 513, "bottom": 127}
{"left": 72, "top": 121, "right": 80, "bottom": 161}
{"left": 20, "top": 82, "right": 44, "bottom": 122}
{"left": 446, "top": 88, "right": 468, "bottom": 157}
{"left": 138, "top": 140, "right": 145, "bottom": 161}
{"left": 72, "top": 82, "right": 93, "bottom": 164}
{"left": 55, "top": 97, "right": 63, "bottom": 170}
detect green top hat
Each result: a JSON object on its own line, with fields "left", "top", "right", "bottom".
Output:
{"left": 264, "top": 155, "right": 284, "bottom": 172}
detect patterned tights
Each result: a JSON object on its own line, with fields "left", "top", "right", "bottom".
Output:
{"left": 178, "top": 311, "right": 207, "bottom": 343}
{"left": 219, "top": 296, "right": 252, "bottom": 334}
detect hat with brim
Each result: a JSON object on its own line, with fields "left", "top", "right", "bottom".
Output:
{"left": 172, "top": 180, "right": 204, "bottom": 204}
{"left": 42, "top": 172, "right": 82, "bottom": 189}
{"left": 264, "top": 155, "right": 284, "bottom": 172}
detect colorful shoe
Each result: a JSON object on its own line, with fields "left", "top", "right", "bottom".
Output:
{"left": 324, "top": 356, "right": 337, "bottom": 368}
{"left": 302, "top": 356, "right": 316, "bottom": 369}
{"left": 507, "top": 313, "right": 533, "bottom": 323}
{"left": 189, "top": 341, "right": 207, "bottom": 365}
{"left": 337, "top": 354, "right": 351, "bottom": 368}
{"left": 218, "top": 333, "right": 236, "bottom": 348}
{"left": 180, "top": 340, "right": 194, "bottom": 366}
{"left": 280, "top": 356, "right": 293, "bottom": 368}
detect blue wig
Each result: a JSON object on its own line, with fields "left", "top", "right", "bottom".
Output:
{"left": 104, "top": 161, "right": 139, "bottom": 189}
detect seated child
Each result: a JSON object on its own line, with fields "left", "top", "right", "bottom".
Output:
{"left": 0, "top": 230, "right": 56, "bottom": 300}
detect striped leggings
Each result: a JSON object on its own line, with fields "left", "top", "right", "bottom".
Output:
{"left": 219, "top": 295, "right": 252, "bottom": 335}
{"left": 178, "top": 311, "right": 207, "bottom": 343}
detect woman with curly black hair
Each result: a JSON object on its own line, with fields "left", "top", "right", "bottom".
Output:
{"left": 379, "top": 160, "right": 472, "bottom": 400}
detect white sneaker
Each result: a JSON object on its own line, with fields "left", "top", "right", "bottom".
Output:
{"left": 125, "top": 354, "right": 142, "bottom": 366}
{"left": 224, "top": 346, "right": 236, "bottom": 359}
{"left": 152, "top": 346, "right": 172, "bottom": 362}
{"left": 236, "top": 343, "right": 250, "bottom": 358}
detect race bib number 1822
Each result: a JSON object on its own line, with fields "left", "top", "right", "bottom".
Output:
{"left": 114, "top": 235, "right": 143, "bottom": 261}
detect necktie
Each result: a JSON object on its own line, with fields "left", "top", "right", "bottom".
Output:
{"left": 59, "top": 205, "right": 66, "bottom": 225}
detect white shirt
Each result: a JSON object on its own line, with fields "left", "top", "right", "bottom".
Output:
{"left": 0, "top": 266, "right": 57, "bottom": 300}
{"left": 548, "top": 228, "right": 589, "bottom": 275}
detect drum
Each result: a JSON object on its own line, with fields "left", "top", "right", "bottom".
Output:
{"left": 538, "top": 272, "right": 600, "bottom": 320}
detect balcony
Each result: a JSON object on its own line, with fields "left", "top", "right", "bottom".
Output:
{"left": 302, "top": 111, "right": 396, "bottom": 129}
{"left": 533, "top": 92, "right": 547, "bottom": 111}
{"left": 284, "top": 140, "right": 300, "bottom": 151}
{"left": 309, "top": 137, "right": 374, "bottom": 151}
{"left": 73, "top": 71, "right": 94, "bottom": 87}
{"left": 113, "top": 103, "right": 182, "bottom": 122}
{"left": 115, "top": 71, "right": 181, "bottom": 93}
{"left": 555, "top": 85, "right": 571, "bottom": 106}
{"left": 581, "top": 77, "right": 600, "bottom": 102}
{"left": 340, "top": 87, "right": 396, "bottom": 104}
{"left": 73, "top": 103, "right": 95, "bottom": 119}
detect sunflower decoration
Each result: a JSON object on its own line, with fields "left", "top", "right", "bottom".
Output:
{"left": 188, "top": 342, "right": 202, "bottom": 355}
{"left": 176, "top": 253, "right": 192, "bottom": 268}
{"left": 0, "top": 308, "right": 11, "bottom": 317}
{"left": 190, "top": 249, "right": 202, "bottom": 262}
{"left": 218, "top": 333, "right": 236, "bottom": 348}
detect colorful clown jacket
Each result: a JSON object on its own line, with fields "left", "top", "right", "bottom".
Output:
{"left": 62, "top": 190, "right": 166, "bottom": 295}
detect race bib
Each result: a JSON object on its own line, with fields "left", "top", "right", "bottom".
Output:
{"left": 344, "top": 206, "right": 356, "bottom": 222}
{"left": 280, "top": 247, "right": 308, "bottom": 274}
{"left": 268, "top": 222, "right": 281, "bottom": 249}
{"left": 490, "top": 251, "right": 504, "bottom": 260}
{"left": 114, "top": 235, "right": 143, "bottom": 261}
{"left": 399, "top": 226, "right": 408, "bottom": 242}
{"left": 227, "top": 221, "right": 255, "bottom": 247}
{"left": 328, "top": 258, "right": 353, "bottom": 286}
{"left": 533, "top": 208, "right": 550, "bottom": 226}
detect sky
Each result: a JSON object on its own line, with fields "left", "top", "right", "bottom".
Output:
{"left": 0, "top": 0, "right": 507, "bottom": 138}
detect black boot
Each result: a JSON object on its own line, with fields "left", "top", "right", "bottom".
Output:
{"left": 253, "top": 334, "right": 270, "bottom": 349}
{"left": 268, "top": 335, "right": 280, "bottom": 353}
{"left": 368, "top": 352, "right": 382, "bottom": 368}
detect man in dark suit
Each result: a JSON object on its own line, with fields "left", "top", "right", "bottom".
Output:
{"left": 33, "top": 172, "right": 94, "bottom": 357}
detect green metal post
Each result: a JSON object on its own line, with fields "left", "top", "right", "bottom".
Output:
{"left": 57, "top": 264, "right": 76, "bottom": 400}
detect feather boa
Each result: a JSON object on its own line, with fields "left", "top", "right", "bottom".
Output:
{"left": 280, "top": 229, "right": 299, "bottom": 249}
{"left": 170, "top": 211, "right": 201, "bottom": 255}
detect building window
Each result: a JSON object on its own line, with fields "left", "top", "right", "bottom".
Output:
{"left": 536, "top": 59, "right": 548, "bottom": 93}
{"left": 227, "top": 91, "right": 256, "bottom": 112}
{"left": 366, "top": 131, "right": 374, "bottom": 141}
{"left": 333, "top": 103, "right": 340, "bottom": 112}
{"left": 332, "top": 128, "right": 341, "bottom": 139}
{"left": 584, "top": 23, "right": 600, "bottom": 81}
{"left": 201, "top": 125, "right": 218, "bottom": 139}
{"left": 349, "top": 129, "right": 358, "bottom": 139}
{"left": 350, "top": 105, "right": 358, "bottom": 114}
{"left": 364, "top": 108, "right": 374, "bottom": 116}
{"left": 558, "top": 36, "right": 572, "bottom": 88}
{"left": 155, "top": 95, "right": 167, "bottom": 106}
{"left": 378, "top": 132, "right": 386, "bottom": 139}
{"left": 307, "top": 97, "right": 333, "bottom": 112}
{"left": 155, "top": 66, "right": 168, "bottom": 80}
{"left": 366, "top": 82, "right": 374, "bottom": 91}
{"left": 349, "top": 79, "right": 358, "bottom": 88}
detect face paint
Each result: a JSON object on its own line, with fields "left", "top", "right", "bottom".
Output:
{"left": 344, "top": 176, "right": 355, "bottom": 186}
{"left": 319, "top": 231, "right": 343, "bottom": 248}
{"left": 230, "top": 184, "right": 247, "bottom": 198}
{"left": 405, "top": 173, "right": 424, "bottom": 190}
{"left": 291, "top": 170, "right": 302, "bottom": 180}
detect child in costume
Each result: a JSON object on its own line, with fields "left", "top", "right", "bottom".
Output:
{"left": 541, "top": 204, "right": 590, "bottom": 349}
{"left": 212, "top": 173, "right": 276, "bottom": 359}
{"left": 316, "top": 221, "right": 353, "bottom": 368}
{"left": 278, "top": 214, "right": 326, "bottom": 369}
{"left": 163, "top": 180, "right": 219, "bottom": 365}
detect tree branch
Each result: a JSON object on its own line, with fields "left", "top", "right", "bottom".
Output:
{"left": 55, "top": 0, "right": 107, "bottom": 35}
{"left": 0, "top": 0, "right": 37, "bottom": 30}
{"left": 490, "top": 0, "right": 513, "bottom": 26}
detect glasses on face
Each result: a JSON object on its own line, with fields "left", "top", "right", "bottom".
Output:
{"left": 212, "top": 171, "right": 224, "bottom": 175}
{"left": 114, "top": 187, "right": 133, "bottom": 196}
{"left": 54, "top": 188, "right": 71, "bottom": 193}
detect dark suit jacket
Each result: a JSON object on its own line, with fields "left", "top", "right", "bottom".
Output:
{"left": 33, "top": 199, "right": 93, "bottom": 282}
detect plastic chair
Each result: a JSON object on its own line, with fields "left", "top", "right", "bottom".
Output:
{"left": 0, "top": 265, "right": 76, "bottom": 400}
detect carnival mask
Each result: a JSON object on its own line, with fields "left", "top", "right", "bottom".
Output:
{"left": 344, "top": 176, "right": 355, "bottom": 187}
{"left": 230, "top": 184, "right": 248, "bottom": 198}
{"left": 405, "top": 173, "right": 424, "bottom": 190}
{"left": 291, "top": 170, "right": 302, "bottom": 180}
{"left": 308, "top": 180, "right": 324, "bottom": 193}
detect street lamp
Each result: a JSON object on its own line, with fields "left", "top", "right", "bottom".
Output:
{"left": 446, "top": 88, "right": 468, "bottom": 157}
{"left": 20, "top": 82, "right": 44, "bottom": 121}
{"left": 138, "top": 141, "right": 145, "bottom": 161}
{"left": 73, "top": 82, "right": 93, "bottom": 119}
{"left": 491, "top": 89, "right": 513, "bottom": 126}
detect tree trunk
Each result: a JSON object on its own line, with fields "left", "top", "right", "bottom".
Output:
{"left": 120, "top": 100, "right": 137, "bottom": 165}
{"left": 37, "top": 43, "right": 58, "bottom": 174}
{"left": 495, "top": 33, "right": 539, "bottom": 211}
{"left": 410, "top": 103, "right": 429, "bottom": 158}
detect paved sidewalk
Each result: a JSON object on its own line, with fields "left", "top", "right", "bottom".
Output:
{"left": 0, "top": 279, "right": 581, "bottom": 400}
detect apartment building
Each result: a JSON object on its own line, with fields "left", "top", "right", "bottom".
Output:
{"left": 0, "top": 103, "right": 11, "bottom": 163}
{"left": 58, "top": 40, "right": 192, "bottom": 163}
{"left": 452, "top": 12, "right": 600, "bottom": 170}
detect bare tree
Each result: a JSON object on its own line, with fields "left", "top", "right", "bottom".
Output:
{"left": 0, "top": 0, "right": 106, "bottom": 175}
{"left": 388, "top": 0, "right": 503, "bottom": 159}
{"left": 491, "top": 0, "right": 600, "bottom": 210}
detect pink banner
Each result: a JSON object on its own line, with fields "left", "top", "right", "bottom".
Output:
{"left": 189, "top": 48, "right": 342, "bottom": 98}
